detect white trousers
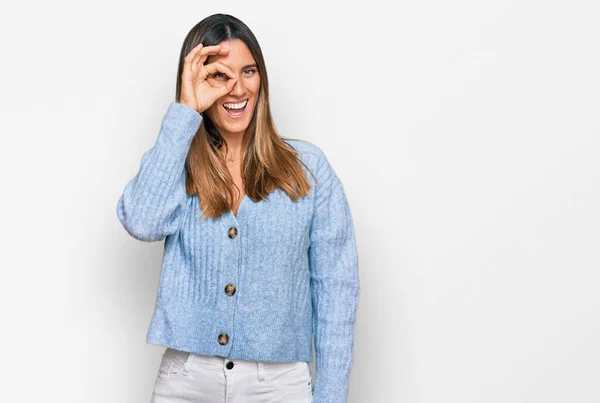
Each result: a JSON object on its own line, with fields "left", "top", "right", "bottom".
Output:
{"left": 150, "top": 348, "right": 314, "bottom": 403}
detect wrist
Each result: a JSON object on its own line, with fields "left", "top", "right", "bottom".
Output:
{"left": 177, "top": 101, "right": 201, "bottom": 115}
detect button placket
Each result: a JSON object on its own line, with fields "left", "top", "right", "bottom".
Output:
{"left": 219, "top": 213, "right": 242, "bottom": 351}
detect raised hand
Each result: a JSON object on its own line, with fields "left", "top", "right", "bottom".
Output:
{"left": 180, "top": 43, "right": 239, "bottom": 113}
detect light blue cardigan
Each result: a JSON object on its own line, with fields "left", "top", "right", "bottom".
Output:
{"left": 116, "top": 102, "right": 360, "bottom": 403}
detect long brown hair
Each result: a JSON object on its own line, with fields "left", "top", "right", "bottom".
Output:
{"left": 175, "top": 14, "right": 313, "bottom": 220}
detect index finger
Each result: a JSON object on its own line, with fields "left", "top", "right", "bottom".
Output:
{"left": 203, "top": 61, "right": 238, "bottom": 80}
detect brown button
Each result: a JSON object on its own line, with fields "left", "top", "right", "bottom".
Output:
{"left": 228, "top": 227, "right": 238, "bottom": 239}
{"left": 218, "top": 333, "right": 229, "bottom": 345}
{"left": 224, "top": 284, "right": 236, "bottom": 296}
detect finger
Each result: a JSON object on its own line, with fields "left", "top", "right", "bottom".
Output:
{"left": 184, "top": 43, "right": 204, "bottom": 66}
{"left": 191, "top": 45, "right": 232, "bottom": 81}
{"left": 190, "top": 51, "right": 204, "bottom": 78}
{"left": 203, "top": 61, "right": 237, "bottom": 80}
{"left": 184, "top": 43, "right": 203, "bottom": 79}
{"left": 196, "top": 44, "right": 230, "bottom": 66}
{"left": 216, "top": 77, "right": 238, "bottom": 97}
{"left": 183, "top": 43, "right": 203, "bottom": 63}
{"left": 184, "top": 44, "right": 229, "bottom": 76}
{"left": 184, "top": 43, "right": 203, "bottom": 62}
{"left": 192, "top": 46, "right": 231, "bottom": 79}
{"left": 199, "top": 44, "right": 231, "bottom": 56}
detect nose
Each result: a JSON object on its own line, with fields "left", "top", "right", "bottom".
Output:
{"left": 229, "top": 76, "right": 245, "bottom": 97}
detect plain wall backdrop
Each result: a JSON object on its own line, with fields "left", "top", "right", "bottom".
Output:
{"left": 1, "top": 0, "right": 599, "bottom": 402}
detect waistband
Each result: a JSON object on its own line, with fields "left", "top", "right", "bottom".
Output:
{"left": 163, "top": 347, "right": 309, "bottom": 379}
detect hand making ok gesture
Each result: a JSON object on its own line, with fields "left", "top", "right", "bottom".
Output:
{"left": 179, "top": 43, "right": 239, "bottom": 113}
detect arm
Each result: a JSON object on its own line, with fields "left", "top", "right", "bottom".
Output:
{"left": 309, "top": 148, "right": 361, "bottom": 403}
{"left": 116, "top": 102, "right": 202, "bottom": 242}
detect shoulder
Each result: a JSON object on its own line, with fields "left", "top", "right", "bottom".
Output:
{"left": 282, "top": 138, "right": 339, "bottom": 189}
{"left": 282, "top": 138, "right": 329, "bottom": 169}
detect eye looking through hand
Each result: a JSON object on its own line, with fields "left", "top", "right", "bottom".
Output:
{"left": 211, "top": 68, "right": 257, "bottom": 82}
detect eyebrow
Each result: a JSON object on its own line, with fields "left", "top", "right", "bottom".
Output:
{"left": 241, "top": 64, "right": 257, "bottom": 70}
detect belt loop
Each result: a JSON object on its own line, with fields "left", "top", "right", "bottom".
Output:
{"left": 182, "top": 352, "right": 195, "bottom": 376}
{"left": 257, "top": 362, "right": 265, "bottom": 381}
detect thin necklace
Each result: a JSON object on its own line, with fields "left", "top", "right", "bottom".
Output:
{"left": 224, "top": 151, "right": 240, "bottom": 162}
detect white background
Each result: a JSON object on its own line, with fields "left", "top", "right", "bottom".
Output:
{"left": 1, "top": 0, "right": 599, "bottom": 402}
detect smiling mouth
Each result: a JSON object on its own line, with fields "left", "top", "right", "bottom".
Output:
{"left": 222, "top": 99, "right": 248, "bottom": 118}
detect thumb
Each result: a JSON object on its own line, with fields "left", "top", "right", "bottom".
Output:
{"left": 219, "top": 78, "right": 238, "bottom": 96}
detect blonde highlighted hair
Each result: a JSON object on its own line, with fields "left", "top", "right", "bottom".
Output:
{"left": 176, "top": 14, "right": 313, "bottom": 219}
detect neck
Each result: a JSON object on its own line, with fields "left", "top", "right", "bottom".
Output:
{"left": 219, "top": 130, "right": 245, "bottom": 160}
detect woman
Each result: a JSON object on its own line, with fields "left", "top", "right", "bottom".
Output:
{"left": 116, "top": 13, "right": 360, "bottom": 403}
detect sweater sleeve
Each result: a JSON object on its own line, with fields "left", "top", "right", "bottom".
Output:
{"left": 309, "top": 147, "right": 361, "bottom": 403}
{"left": 116, "top": 102, "right": 202, "bottom": 242}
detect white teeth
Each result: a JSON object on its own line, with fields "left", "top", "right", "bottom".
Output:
{"left": 223, "top": 100, "right": 248, "bottom": 109}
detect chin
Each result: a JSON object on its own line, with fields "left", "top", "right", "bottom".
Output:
{"left": 220, "top": 108, "right": 255, "bottom": 134}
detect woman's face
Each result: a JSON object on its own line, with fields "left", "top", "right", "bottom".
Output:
{"left": 204, "top": 39, "right": 261, "bottom": 138}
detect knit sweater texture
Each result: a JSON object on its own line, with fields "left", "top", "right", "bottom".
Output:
{"left": 116, "top": 102, "right": 361, "bottom": 403}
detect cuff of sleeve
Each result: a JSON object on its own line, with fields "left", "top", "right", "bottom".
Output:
{"left": 155, "top": 102, "right": 203, "bottom": 159}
